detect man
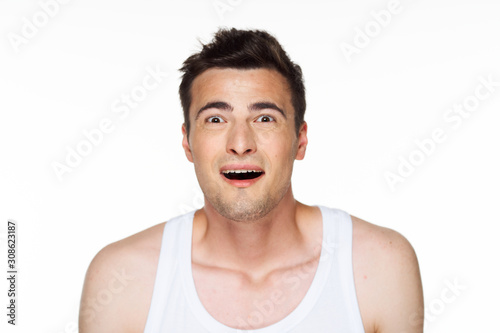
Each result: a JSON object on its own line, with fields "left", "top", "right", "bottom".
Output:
{"left": 79, "top": 28, "right": 424, "bottom": 332}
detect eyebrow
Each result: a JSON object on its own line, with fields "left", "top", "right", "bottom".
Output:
{"left": 195, "top": 101, "right": 286, "bottom": 120}
{"left": 249, "top": 102, "right": 286, "bottom": 118}
{"left": 195, "top": 101, "right": 233, "bottom": 120}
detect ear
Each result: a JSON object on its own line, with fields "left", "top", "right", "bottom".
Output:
{"left": 182, "top": 123, "right": 194, "bottom": 163}
{"left": 295, "top": 121, "right": 308, "bottom": 160}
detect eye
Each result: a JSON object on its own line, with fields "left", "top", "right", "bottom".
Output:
{"left": 256, "top": 115, "right": 275, "bottom": 123}
{"left": 206, "top": 116, "right": 225, "bottom": 123}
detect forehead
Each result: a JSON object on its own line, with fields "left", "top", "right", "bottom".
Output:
{"left": 189, "top": 67, "right": 292, "bottom": 114}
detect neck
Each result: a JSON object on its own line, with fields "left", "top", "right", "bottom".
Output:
{"left": 193, "top": 186, "right": 310, "bottom": 279}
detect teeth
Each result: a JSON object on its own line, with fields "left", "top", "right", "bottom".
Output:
{"left": 222, "top": 170, "right": 260, "bottom": 174}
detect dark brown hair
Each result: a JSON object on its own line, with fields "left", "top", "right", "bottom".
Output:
{"left": 179, "top": 28, "right": 306, "bottom": 136}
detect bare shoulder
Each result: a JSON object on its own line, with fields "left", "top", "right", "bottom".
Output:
{"left": 351, "top": 216, "right": 418, "bottom": 265}
{"left": 79, "top": 222, "right": 166, "bottom": 333}
{"left": 351, "top": 216, "right": 424, "bottom": 333}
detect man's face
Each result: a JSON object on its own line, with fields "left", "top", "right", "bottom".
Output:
{"left": 182, "top": 68, "right": 307, "bottom": 221}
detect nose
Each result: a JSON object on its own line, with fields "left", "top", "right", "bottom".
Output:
{"left": 226, "top": 121, "right": 257, "bottom": 156}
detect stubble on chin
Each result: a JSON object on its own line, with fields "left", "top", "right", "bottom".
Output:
{"left": 206, "top": 182, "right": 290, "bottom": 223}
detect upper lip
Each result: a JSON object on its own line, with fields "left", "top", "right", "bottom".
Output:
{"left": 220, "top": 164, "right": 264, "bottom": 173}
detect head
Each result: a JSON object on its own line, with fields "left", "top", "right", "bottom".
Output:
{"left": 179, "top": 28, "right": 306, "bottom": 139}
{"left": 179, "top": 28, "right": 308, "bottom": 222}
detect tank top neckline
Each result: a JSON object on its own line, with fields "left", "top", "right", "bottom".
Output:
{"left": 179, "top": 205, "right": 334, "bottom": 332}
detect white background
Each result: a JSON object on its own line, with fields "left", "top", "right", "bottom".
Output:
{"left": 1, "top": 0, "right": 499, "bottom": 332}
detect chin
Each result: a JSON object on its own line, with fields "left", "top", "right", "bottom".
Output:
{"left": 208, "top": 186, "right": 289, "bottom": 222}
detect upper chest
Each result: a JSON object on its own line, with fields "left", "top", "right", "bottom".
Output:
{"left": 191, "top": 255, "right": 320, "bottom": 330}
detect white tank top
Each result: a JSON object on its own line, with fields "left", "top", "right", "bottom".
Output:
{"left": 144, "top": 206, "right": 365, "bottom": 332}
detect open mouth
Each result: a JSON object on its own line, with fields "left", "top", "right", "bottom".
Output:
{"left": 222, "top": 170, "right": 264, "bottom": 180}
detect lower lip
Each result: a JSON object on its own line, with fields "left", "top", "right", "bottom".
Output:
{"left": 220, "top": 172, "right": 264, "bottom": 188}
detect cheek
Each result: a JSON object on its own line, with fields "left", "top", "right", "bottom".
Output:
{"left": 191, "top": 132, "right": 219, "bottom": 157}
{"left": 190, "top": 135, "right": 224, "bottom": 174}
{"left": 264, "top": 139, "right": 297, "bottom": 169}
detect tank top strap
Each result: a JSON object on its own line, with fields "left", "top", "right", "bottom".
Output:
{"left": 144, "top": 211, "right": 196, "bottom": 333}
{"left": 317, "top": 206, "right": 352, "bottom": 260}
{"left": 318, "top": 206, "right": 365, "bottom": 332}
